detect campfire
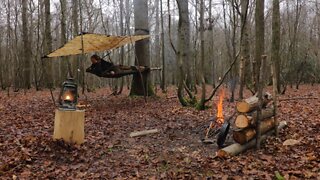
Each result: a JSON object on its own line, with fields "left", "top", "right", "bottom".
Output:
{"left": 203, "top": 89, "right": 234, "bottom": 147}
{"left": 216, "top": 89, "right": 225, "bottom": 125}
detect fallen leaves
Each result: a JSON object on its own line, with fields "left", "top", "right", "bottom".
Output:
{"left": 0, "top": 85, "right": 319, "bottom": 178}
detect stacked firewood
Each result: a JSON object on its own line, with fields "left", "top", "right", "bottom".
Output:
{"left": 233, "top": 92, "right": 276, "bottom": 145}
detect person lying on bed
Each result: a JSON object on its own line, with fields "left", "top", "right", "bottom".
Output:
{"left": 86, "top": 54, "right": 115, "bottom": 76}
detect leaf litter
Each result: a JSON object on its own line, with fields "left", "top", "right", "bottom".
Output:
{"left": 0, "top": 85, "right": 319, "bottom": 179}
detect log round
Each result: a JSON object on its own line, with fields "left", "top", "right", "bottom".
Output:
{"left": 233, "top": 118, "right": 275, "bottom": 144}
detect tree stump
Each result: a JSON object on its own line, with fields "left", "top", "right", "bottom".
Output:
{"left": 53, "top": 109, "right": 85, "bottom": 145}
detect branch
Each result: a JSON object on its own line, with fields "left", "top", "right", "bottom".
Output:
{"left": 183, "top": 80, "right": 195, "bottom": 100}
{"left": 205, "top": 50, "right": 240, "bottom": 103}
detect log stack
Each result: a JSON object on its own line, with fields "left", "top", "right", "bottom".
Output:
{"left": 233, "top": 93, "right": 275, "bottom": 145}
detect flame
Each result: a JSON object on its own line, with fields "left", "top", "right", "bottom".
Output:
{"left": 65, "top": 95, "right": 71, "bottom": 100}
{"left": 63, "top": 90, "right": 74, "bottom": 101}
{"left": 216, "top": 89, "right": 225, "bottom": 124}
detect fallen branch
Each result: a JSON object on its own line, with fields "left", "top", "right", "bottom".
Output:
{"left": 216, "top": 121, "right": 287, "bottom": 157}
{"left": 129, "top": 129, "right": 159, "bottom": 137}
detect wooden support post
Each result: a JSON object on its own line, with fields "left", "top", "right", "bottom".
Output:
{"left": 271, "top": 60, "right": 279, "bottom": 136}
{"left": 256, "top": 55, "right": 267, "bottom": 149}
{"left": 53, "top": 109, "right": 85, "bottom": 145}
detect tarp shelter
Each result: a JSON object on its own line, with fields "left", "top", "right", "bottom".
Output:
{"left": 43, "top": 33, "right": 150, "bottom": 58}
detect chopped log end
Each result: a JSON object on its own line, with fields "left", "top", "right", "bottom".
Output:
{"left": 236, "top": 102, "right": 250, "bottom": 113}
{"left": 236, "top": 92, "right": 272, "bottom": 113}
{"left": 233, "top": 128, "right": 256, "bottom": 145}
{"left": 220, "top": 121, "right": 287, "bottom": 157}
{"left": 235, "top": 114, "right": 249, "bottom": 128}
{"left": 233, "top": 118, "right": 275, "bottom": 144}
{"left": 216, "top": 149, "right": 230, "bottom": 158}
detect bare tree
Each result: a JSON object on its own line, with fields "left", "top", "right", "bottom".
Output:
{"left": 44, "top": 0, "right": 53, "bottom": 88}
{"left": 160, "top": 0, "right": 166, "bottom": 92}
{"left": 22, "top": 0, "right": 31, "bottom": 89}
{"left": 130, "top": 0, "right": 154, "bottom": 96}
{"left": 59, "top": 0, "right": 71, "bottom": 81}
{"left": 176, "top": 0, "right": 193, "bottom": 106}
{"left": 271, "top": 0, "right": 280, "bottom": 93}
{"left": 239, "top": 0, "right": 250, "bottom": 99}
{"left": 254, "top": 0, "right": 265, "bottom": 91}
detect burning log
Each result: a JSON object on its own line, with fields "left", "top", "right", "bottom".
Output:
{"left": 217, "top": 121, "right": 287, "bottom": 157}
{"left": 236, "top": 92, "right": 272, "bottom": 113}
{"left": 233, "top": 118, "right": 275, "bottom": 144}
{"left": 234, "top": 107, "right": 275, "bottom": 129}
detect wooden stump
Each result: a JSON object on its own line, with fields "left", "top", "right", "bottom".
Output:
{"left": 53, "top": 109, "right": 85, "bottom": 145}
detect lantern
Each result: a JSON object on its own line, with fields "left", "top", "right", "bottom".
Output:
{"left": 58, "top": 78, "right": 78, "bottom": 110}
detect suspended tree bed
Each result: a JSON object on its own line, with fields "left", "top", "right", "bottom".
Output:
{"left": 86, "top": 64, "right": 150, "bottom": 78}
{"left": 43, "top": 32, "right": 152, "bottom": 77}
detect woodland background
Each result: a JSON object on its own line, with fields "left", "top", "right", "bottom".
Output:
{"left": 0, "top": 0, "right": 319, "bottom": 95}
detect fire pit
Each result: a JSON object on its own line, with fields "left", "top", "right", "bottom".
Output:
{"left": 202, "top": 90, "right": 235, "bottom": 148}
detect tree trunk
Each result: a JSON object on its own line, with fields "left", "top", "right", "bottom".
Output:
{"left": 160, "top": 0, "right": 166, "bottom": 92}
{"left": 254, "top": 0, "right": 265, "bottom": 92}
{"left": 255, "top": 55, "right": 267, "bottom": 149}
{"left": 59, "top": 0, "right": 71, "bottom": 82}
{"left": 197, "top": 0, "right": 206, "bottom": 110}
{"left": 22, "top": 0, "right": 31, "bottom": 89}
{"left": 271, "top": 0, "right": 280, "bottom": 136}
{"left": 130, "top": 0, "right": 154, "bottom": 96}
{"left": 239, "top": 0, "right": 249, "bottom": 99}
{"left": 176, "top": 0, "right": 192, "bottom": 106}
{"left": 176, "top": 0, "right": 192, "bottom": 89}
{"left": 118, "top": 0, "right": 125, "bottom": 94}
{"left": 271, "top": 0, "right": 281, "bottom": 93}
{"left": 72, "top": 0, "right": 79, "bottom": 80}
{"left": 44, "top": 0, "right": 53, "bottom": 88}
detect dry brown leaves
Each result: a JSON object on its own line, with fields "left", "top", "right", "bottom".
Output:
{"left": 0, "top": 85, "right": 319, "bottom": 179}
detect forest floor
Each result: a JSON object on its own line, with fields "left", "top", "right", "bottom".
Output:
{"left": 0, "top": 85, "right": 319, "bottom": 179}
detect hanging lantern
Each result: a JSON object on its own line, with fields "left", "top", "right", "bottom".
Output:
{"left": 58, "top": 78, "right": 78, "bottom": 110}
